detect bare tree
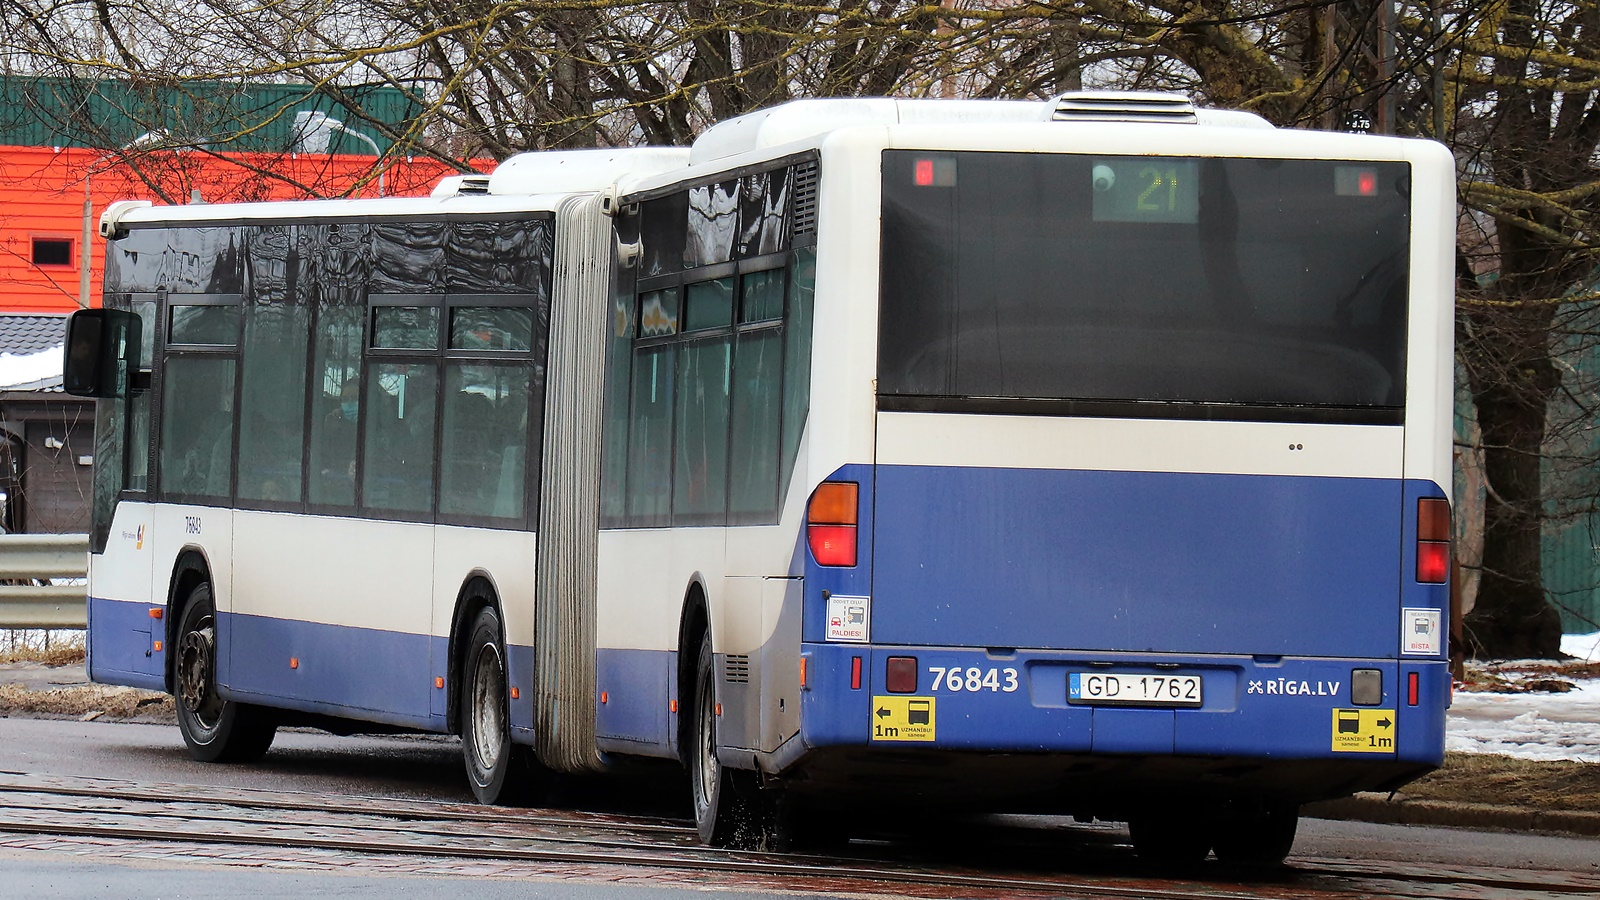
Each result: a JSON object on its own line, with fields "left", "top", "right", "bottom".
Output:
{"left": 8, "top": 0, "right": 1600, "bottom": 655}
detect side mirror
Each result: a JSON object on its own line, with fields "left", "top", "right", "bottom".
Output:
{"left": 62, "top": 308, "right": 142, "bottom": 398}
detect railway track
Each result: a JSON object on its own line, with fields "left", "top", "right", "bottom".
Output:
{"left": 0, "top": 770, "right": 1594, "bottom": 900}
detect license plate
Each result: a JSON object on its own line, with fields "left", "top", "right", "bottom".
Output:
{"left": 1068, "top": 672, "right": 1203, "bottom": 707}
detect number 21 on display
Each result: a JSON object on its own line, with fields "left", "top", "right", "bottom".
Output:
{"left": 929, "top": 666, "right": 1019, "bottom": 693}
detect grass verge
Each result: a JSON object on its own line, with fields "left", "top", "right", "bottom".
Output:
{"left": 1395, "top": 752, "right": 1600, "bottom": 812}
{"left": 0, "top": 682, "right": 172, "bottom": 721}
{"left": 0, "top": 645, "right": 87, "bottom": 667}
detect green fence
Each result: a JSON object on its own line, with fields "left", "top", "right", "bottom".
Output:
{"left": 0, "top": 76, "right": 417, "bottom": 154}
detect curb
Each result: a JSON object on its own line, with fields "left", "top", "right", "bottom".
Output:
{"left": 1307, "top": 794, "right": 1600, "bottom": 837}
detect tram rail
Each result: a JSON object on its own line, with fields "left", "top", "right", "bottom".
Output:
{"left": 0, "top": 771, "right": 1593, "bottom": 900}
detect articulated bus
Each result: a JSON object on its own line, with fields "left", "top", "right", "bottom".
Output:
{"left": 67, "top": 92, "right": 1455, "bottom": 864}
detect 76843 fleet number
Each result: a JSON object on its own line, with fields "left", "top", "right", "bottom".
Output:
{"left": 927, "top": 666, "right": 1020, "bottom": 693}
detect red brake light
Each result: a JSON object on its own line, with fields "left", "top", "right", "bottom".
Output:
{"left": 808, "top": 525, "right": 857, "bottom": 567}
{"left": 1416, "top": 497, "right": 1451, "bottom": 583}
{"left": 1417, "top": 542, "right": 1449, "bottom": 583}
{"left": 807, "top": 482, "right": 859, "bottom": 567}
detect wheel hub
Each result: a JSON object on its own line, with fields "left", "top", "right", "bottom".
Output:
{"left": 178, "top": 626, "right": 214, "bottom": 715}
{"left": 470, "top": 643, "right": 505, "bottom": 770}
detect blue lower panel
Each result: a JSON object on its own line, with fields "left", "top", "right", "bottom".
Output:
{"left": 594, "top": 648, "right": 676, "bottom": 757}
{"left": 869, "top": 466, "right": 1410, "bottom": 658}
{"left": 223, "top": 611, "right": 443, "bottom": 731}
{"left": 87, "top": 597, "right": 165, "bottom": 691}
{"left": 507, "top": 643, "right": 535, "bottom": 743}
{"left": 800, "top": 642, "right": 1445, "bottom": 766}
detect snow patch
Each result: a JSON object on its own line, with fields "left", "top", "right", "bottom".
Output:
{"left": 1563, "top": 631, "right": 1600, "bottom": 664}
{"left": 1448, "top": 636, "right": 1600, "bottom": 763}
{"left": 0, "top": 344, "right": 64, "bottom": 389}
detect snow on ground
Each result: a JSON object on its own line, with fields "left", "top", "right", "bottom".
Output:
{"left": 0, "top": 345, "right": 64, "bottom": 389}
{"left": 1445, "top": 632, "right": 1600, "bottom": 764}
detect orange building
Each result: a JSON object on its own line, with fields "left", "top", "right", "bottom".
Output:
{"left": 0, "top": 146, "right": 472, "bottom": 313}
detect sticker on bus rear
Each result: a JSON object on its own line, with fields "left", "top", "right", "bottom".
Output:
{"left": 1402, "top": 608, "right": 1442, "bottom": 655}
{"left": 1330, "top": 708, "right": 1396, "bottom": 753}
{"left": 871, "top": 696, "right": 935, "bottom": 742}
{"left": 826, "top": 594, "right": 870, "bottom": 643}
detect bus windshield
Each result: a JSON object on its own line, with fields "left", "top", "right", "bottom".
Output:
{"left": 878, "top": 151, "right": 1411, "bottom": 422}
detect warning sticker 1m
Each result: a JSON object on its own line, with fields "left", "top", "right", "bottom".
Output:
{"left": 870, "top": 695, "right": 936, "bottom": 742}
{"left": 1330, "top": 708, "right": 1397, "bottom": 753}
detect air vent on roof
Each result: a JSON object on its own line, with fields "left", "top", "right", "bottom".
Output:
{"left": 791, "top": 160, "right": 819, "bottom": 240}
{"left": 1049, "top": 91, "right": 1198, "bottom": 124}
{"left": 431, "top": 174, "right": 491, "bottom": 198}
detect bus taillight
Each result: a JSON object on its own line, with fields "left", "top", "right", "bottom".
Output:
{"left": 1417, "top": 497, "right": 1450, "bottom": 584}
{"left": 807, "top": 482, "right": 859, "bottom": 567}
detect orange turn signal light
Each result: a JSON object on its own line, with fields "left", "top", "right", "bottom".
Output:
{"left": 808, "top": 482, "right": 858, "bottom": 525}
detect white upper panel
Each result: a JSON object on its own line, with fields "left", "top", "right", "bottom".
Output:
{"left": 689, "top": 93, "right": 1272, "bottom": 164}
{"left": 488, "top": 147, "right": 689, "bottom": 196}
{"left": 100, "top": 147, "right": 691, "bottom": 233}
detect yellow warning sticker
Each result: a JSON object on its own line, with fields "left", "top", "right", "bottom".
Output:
{"left": 1330, "top": 708, "right": 1397, "bottom": 753}
{"left": 870, "top": 695, "right": 936, "bottom": 742}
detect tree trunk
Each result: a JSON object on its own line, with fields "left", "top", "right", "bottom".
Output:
{"left": 1462, "top": 308, "right": 1566, "bottom": 658}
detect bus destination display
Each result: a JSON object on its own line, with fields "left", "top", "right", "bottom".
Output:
{"left": 1091, "top": 157, "right": 1199, "bottom": 223}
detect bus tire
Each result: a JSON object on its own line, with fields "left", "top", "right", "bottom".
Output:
{"left": 689, "top": 633, "right": 765, "bottom": 848}
{"left": 174, "top": 583, "right": 276, "bottom": 763}
{"left": 1211, "top": 805, "right": 1298, "bottom": 867}
{"left": 1128, "top": 813, "right": 1211, "bottom": 866}
{"left": 460, "top": 606, "right": 543, "bottom": 805}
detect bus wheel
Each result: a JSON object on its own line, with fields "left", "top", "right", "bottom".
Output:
{"left": 1128, "top": 814, "right": 1211, "bottom": 866}
{"left": 1212, "top": 805, "right": 1298, "bottom": 867}
{"left": 174, "top": 583, "right": 276, "bottom": 763}
{"left": 461, "top": 606, "right": 543, "bottom": 805}
{"left": 689, "top": 633, "right": 765, "bottom": 848}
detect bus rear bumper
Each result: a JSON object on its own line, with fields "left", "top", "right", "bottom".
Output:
{"left": 787, "top": 642, "right": 1447, "bottom": 806}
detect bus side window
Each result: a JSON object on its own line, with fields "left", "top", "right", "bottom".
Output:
{"left": 627, "top": 344, "right": 676, "bottom": 524}
{"left": 363, "top": 363, "right": 437, "bottom": 514}
{"left": 161, "top": 289, "right": 241, "bottom": 501}
{"left": 307, "top": 224, "right": 370, "bottom": 509}
{"left": 159, "top": 355, "right": 236, "bottom": 499}
{"left": 238, "top": 225, "right": 309, "bottom": 505}
{"left": 729, "top": 269, "right": 785, "bottom": 523}
{"left": 308, "top": 305, "right": 363, "bottom": 507}
{"left": 599, "top": 292, "right": 634, "bottom": 524}
{"left": 440, "top": 363, "right": 529, "bottom": 521}
{"left": 673, "top": 279, "right": 733, "bottom": 523}
{"left": 780, "top": 246, "right": 815, "bottom": 497}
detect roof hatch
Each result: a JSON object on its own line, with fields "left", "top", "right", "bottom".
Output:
{"left": 1047, "top": 91, "right": 1198, "bottom": 124}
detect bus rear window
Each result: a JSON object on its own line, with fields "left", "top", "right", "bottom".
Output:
{"left": 878, "top": 151, "right": 1411, "bottom": 421}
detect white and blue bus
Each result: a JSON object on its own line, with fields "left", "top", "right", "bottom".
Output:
{"left": 67, "top": 92, "right": 1455, "bottom": 864}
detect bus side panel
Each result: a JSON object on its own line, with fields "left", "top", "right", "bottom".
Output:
{"left": 594, "top": 648, "right": 674, "bottom": 754}
{"left": 223, "top": 612, "right": 434, "bottom": 727}
{"left": 869, "top": 465, "right": 1404, "bottom": 658}
{"left": 433, "top": 526, "right": 540, "bottom": 739}
{"left": 86, "top": 501, "right": 162, "bottom": 690}
{"left": 226, "top": 512, "right": 434, "bottom": 725}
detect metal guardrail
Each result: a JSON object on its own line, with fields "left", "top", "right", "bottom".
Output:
{"left": 0, "top": 533, "right": 88, "bottom": 628}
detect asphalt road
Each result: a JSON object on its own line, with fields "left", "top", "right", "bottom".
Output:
{"left": 0, "top": 715, "right": 1598, "bottom": 897}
